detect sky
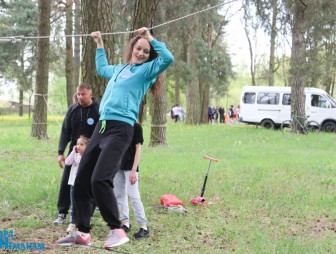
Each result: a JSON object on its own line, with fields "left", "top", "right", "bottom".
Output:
{"left": 222, "top": 1, "right": 293, "bottom": 74}
{"left": 221, "top": 2, "right": 270, "bottom": 70}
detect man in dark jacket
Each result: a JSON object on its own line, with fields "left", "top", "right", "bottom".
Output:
{"left": 53, "top": 83, "right": 100, "bottom": 225}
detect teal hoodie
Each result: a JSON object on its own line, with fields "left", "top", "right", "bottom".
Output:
{"left": 96, "top": 39, "right": 174, "bottom": 126}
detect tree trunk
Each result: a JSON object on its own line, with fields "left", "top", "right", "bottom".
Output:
{"left": 201, "top": 85, "right": 210, "bottom": 123}
{"left": 290, "top": 0, "right": 307, "bottom": 133}
{"left": 174, "top": 72, "right": 180, "bottom": 105}
{"left": 82, "top": 0, "right": 114, "bottom": 99}
{"left": 132, "top": 0, "right": 159, "bottom": 124}
{"left": 245, "top": 25, "right": 256, "bottom": 86}
{"left": 201, "top": 22, "right": 214, "bottom": 124}
{"left": 185, "top": 34, "right": 200, "bottom": 125}
{"left": 65, "top": 0, "right": 74, "bottom": 107}
{"left": 149, "top": 73, "right": 167, "bottom": 147}
{"left": 186, "top": 77, "right": 201, "bottom": 124}
{"left": 31, "top": 0, "right": 50, "bottom": 139}
{"left": 268, "top": 0, "right": 278, "bottom": 86}
{"left": 74, "top": 0, "right": 81, "bottom": 87}
{"left": 19, "top": 89, "right": 23, "bottom": 116}
{"left": 19, "top": 54, "right": 24, "bottom": 116}
{"left": 131, "top": 0, "right": 167, "bottom": 147}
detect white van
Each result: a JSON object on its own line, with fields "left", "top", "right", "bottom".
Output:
{"left": 239, "top": 86, "right": 336, "bottom": 132}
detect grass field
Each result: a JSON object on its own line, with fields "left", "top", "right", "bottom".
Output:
{"left": 0, "top": 115, "right": 335, "bottom": 253}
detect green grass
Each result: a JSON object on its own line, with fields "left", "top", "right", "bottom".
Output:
{"left": 0, "top": 115, "right": 335, "bottom": 253}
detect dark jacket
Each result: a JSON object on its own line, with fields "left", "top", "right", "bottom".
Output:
{"left": 120, "top": 122, "right": 144, "bottom": 172}
{"left": 58, "top": 97, "right": 100, "bottom": 155}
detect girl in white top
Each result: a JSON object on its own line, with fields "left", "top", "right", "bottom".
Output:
{"left": 64, "top": 135, "right": 90, "bottom": 233}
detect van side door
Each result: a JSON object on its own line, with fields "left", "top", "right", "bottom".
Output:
{"left": 279, "top": 93, "right": 291, "bottom": 122}
{"left": 306, "top": 93, "right": 331, "bottom": 124}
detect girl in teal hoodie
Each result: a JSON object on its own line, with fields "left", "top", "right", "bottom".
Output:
{"left": 56, "top": 27, "right": 173, "bottom": 249}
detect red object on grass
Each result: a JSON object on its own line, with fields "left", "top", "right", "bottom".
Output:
{"left": 160, "top": 194, "right": 184, "bottom": 207}
{"left": 191, "top": 196, "right": 205, "bottom": 205}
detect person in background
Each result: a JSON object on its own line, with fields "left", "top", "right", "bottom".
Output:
{"left": 235, "top": 105, "right": 240, "bottom": 122}
{"left": 172, "top": 104, "right": 180, "bottom": 122}
{"left": 180, "top": 105, "right": 186, "bottom": 122}
{"left": 208, "top": 105, "right": 213, "bottom": 124}
{"left": 114, "top": 122, "right": 149, "bottom": 239}
{"left": 218, "top": 106, "right": 225, "bottom": 124}
{"left": 64, "top": 135, "right": 90, "bottom": 233}
{"left": 212, "top": 106, "right": 218, "bottom": 124}
{"left": 56, "top": 27, "right": 173, "bottom": 249}
{"left": 54, "top": 83, "right": 99, "bottom": 226}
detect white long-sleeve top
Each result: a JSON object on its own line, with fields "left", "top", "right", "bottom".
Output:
{"left": 65, "top": 150, "right": 82, "bottom": 186}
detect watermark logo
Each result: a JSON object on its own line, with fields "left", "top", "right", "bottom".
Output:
{"left": 0, "top": 229, "right": 45, "bottom": 251}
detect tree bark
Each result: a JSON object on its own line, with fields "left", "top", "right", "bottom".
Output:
{"left": 268, "top": 0, "right": 278, "bottom": 86}
{"left": 132, "top": 0, "right": 159, "bottom": 124}
{"left": 290, "top": 0, "right": 307, "bottom": 133}
{"left": 82, "top": 0, "right": 114, "bottom": 99}
{"left": 31, "top": 0, "right": 50, "bottom": 139}
{"left": 201, "top": 22, "right": 214, "bottom": 124}
{"left": 149, "top": 73, "right": 167, "bottom": 147}
{"left": 185, "top": 33, "right": 201, "bottom": 125}
{"left": 74, "top": 0, "right": 81, "bottom": 87}
{"left": 65, "top": 0, "right": 74, "bottom": 107}
{"left": 19, "top": 89, "right": 23, "bottom": 116}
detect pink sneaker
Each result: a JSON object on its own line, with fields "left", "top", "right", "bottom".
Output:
{"left": 56, "top": 231, "right": 91, "bottom": 246}
{"left": 104, "top": 229, "right": 129, "bottom": 249}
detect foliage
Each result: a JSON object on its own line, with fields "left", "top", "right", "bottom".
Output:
{"left": 0, "top": 116, "right": 336, "bottom": 253}
{"left": 0, "top": 0, "right": 38, "bottom": 94}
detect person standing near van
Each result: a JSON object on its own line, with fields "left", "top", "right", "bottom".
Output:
{"left": 218, "top": 106, "right": 225, "bottom": 123}
{"left": 229, "top": 105, "right": 234, "bottom": 119}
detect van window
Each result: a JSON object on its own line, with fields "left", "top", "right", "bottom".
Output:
{"left": 243, "top": 92, "right": 256, "bottom": 104}
{"left": 257, "top": 92, "right": 280, "bottom": 105}
{"left": 311, "top": 94, "right": 328, "bottom": 108}
{"left": 282, "top": 93, "right": 291, "bottom": 105}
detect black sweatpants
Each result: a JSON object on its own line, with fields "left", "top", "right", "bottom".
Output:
{"left": 57, "top": 163, "right": 71, "bottom": 215}
{"left": 73, "top": 120, "right": 133, "bottom": 233}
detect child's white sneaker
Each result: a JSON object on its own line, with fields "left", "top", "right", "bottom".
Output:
{"left": 66, "top": 223, "right": 76, "bottom": 233}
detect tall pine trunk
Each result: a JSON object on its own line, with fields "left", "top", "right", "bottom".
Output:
{"left": 31, "top": 0, "right": 50, "bottom": 139}
{"left": 290, "top": 0, "right": 307, "bottom": 133}
{"left": 268, "top": 0, "right": 278, "bottom": 86}
{"left": 82, "top": 0, "right": 114, "bottom": 99}
{"left": 201, "top": 22, "right": 214, "bottom": 124}
{"left": 65, "top": 0, "right": 74, "bottom": 107}
{"left": 74, "top": 0, "right": 81, "bottom": 87}
{"left": 132, "top": 0, "right": 159, "bottom": 124}
{"left": 150, "top": 74, "right": 167, "bottom": 146}
{"left": 185, "top": 33, "right": 200, "bottom": 124}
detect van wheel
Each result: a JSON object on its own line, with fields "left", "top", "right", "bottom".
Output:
{"left": 322, "top": 121, "right": 336, "bottom": 132}
{"left": 260, "top": 119, "right": 275, "bottom": 129}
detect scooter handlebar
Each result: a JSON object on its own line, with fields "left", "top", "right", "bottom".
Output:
{"left": 203, "top": 155, "right": 219, "bottom": 162}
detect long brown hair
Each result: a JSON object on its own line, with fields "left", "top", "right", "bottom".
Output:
{"left": 150, "top": 74, "right": 164, "bottom": 96}
{"left": 124, "top": 36, "right": 158, "bottom": 64}
{"left": 124, "top": 36, "right": 163, "bottom": 96}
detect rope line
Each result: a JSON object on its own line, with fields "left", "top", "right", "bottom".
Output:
{"left": 150, "top": 124, "right": 166, "bottom": 128}
{"left": 0, "top": 1, "right": 231, "bottom": 42}
{"left": 33, "top": 93, "right": 62, "bottom": 127}
{"left": 0, "top": 184, "right": 51, "bottom": 226}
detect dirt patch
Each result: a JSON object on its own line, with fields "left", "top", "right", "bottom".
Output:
{"left": 0, "top": 217, "right": 104, "bottom": 253}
